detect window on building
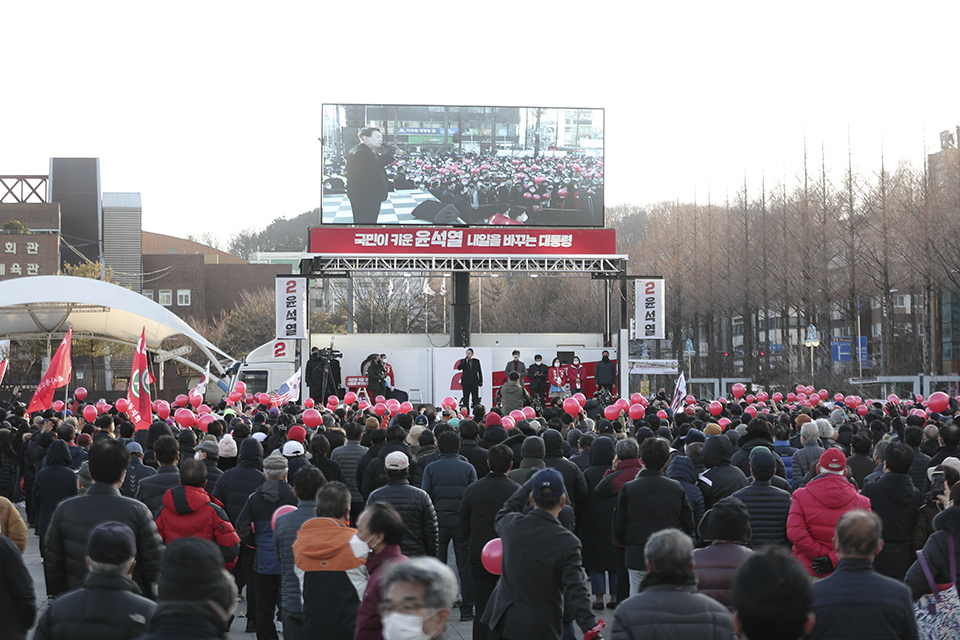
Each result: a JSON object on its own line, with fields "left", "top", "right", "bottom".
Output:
{"left": 142, "top": 289, "right": 153, "bottom": 301}
{"left": 896, "top": 295, "right": 906, "bottom": 308}
{"left": 167, "top": 248, "right": 178, "bottom": 254}
{"left": 177, "top": 289, "right": 191, "bottom": 306}
{"left": 159, "top": 290, "right": 172, "bottom": 306}
{"left": 872, "top": 323, "right": 882, "bottom": 337}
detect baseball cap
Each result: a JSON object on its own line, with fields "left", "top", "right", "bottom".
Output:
{"left": 281, "top": 441, "right": 305, "bottom": 457}
{"left": 87, "top": 521, "right": 136, "bottom": 563}
{"left": 749, "top": 448, "right": 777, "bottom": 479}
{"left": 385, "top": 451, "right": 409, "bottom": 470}
{"left": 684, "top": 429, "right": 705, "bottom": 444}
{"left": 819, "top": 448, "right": 846, "bottom": 472}
{"left": 125, "top": 441, "right": 144, "bottom": 455}
{"left": 531, "top": 468, "right": 565, "bottom": 498}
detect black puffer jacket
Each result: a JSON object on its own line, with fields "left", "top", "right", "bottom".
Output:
{"left": 906, "top": 505, "right": 960, "bottom": 600}
{"left": 202, "top": 457, "right": 223, "bottom": 495}
{"left": 579, "top": 437, "right": 617, "bottom": 573}
{"left": 212, "top": 438, "right": 264, "bottom": 524}
{"left": 666, "top": 454, "right": 706, "bottom": 538}
{"left": 542, "top": 430, "right": 589, "bottom": 509}
{"left": 0, "top": 535, "right": 34, "bottom": 639}
{"left": 861, "top": 471, "right": 924, "bottom": 580}
{"left": 698, "top": 436, "right": 749, "bottom": 510}
{"left": 137, "top": 466, "right": 181, "bottom": 518}
{"left": 43, "top": 483, "right": 164, "bottom": 597}
{"left": 368, "top": 478, "right": 438, "bottom": 557}
{"left": 613, "top": 469, "right": 694, "bottom": 569}
{"left": 121, "top": 457, "right": 157, "bottom": 499}
{"left": 729, "top": 435, "right": 787, "bottom": 480}
{"left": 731, "top": 480, "right": 792, "bottom": 548}
{"left": 34, "top": 572, "right": 157, "bottom": 640}
{"left": 34, "top": 440, "right": 79, "bottom": 540}
{"left": 361, "top": 441, "right": 414, "bottom": 501}
{"left": 421, "top": 453, "right": 477, "bottom": 530}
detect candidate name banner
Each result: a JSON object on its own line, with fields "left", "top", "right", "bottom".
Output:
{"left": 628, "top": 359, "right": 679, "bottom": 376}
{"left": 309, "top": 227, "right": 616, "bottom": 255}
{"left": 276, "top": 277, "right": 307, "bottom": 340}
{"left": 636, "top": 279, "right": 665, "bottom": 340}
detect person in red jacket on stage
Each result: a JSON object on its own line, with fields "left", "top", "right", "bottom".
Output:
{"left": 155, "top": 458, "right": 240, "bottom": 571}
{"left": 567, "top": 356, "right": 585, "bottom": 394}
{"left": 548, "top": 357, "right": 569, "bottom": 400}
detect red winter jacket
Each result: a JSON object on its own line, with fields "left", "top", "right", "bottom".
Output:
{"left": 155, "top": 485, "right": 240, "bottom": 571}
{"left": 787, "top": 473, "right": 871, "bottom": 576}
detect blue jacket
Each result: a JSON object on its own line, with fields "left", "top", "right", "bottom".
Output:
{"left": 810, "top": 557, "right": 918, "bottom": 640}
{"left": 665, "top": 454, "right": 705, "bottom": 540}
{"left": 422, "top": 453, "right": 477, "bottom": 529}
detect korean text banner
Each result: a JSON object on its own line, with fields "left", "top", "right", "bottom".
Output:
{"left": 636, "top": 279, "right": 665, "bottom": 340}
{"left": 276, "top": 277, "right": 307, "bottom": 340}
{"left": 309, "top": 227, "right": 616, "bottom": 256}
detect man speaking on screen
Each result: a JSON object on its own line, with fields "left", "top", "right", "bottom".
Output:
{"left": 346, "top": 127, "right": 402, "bottom": 224}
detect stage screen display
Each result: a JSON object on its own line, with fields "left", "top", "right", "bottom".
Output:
{"left": 321, "top": 104, "right": 604, "bottom": 227}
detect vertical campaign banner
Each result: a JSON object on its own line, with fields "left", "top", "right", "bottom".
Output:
{"left": 276, "top": 276, "right": 307, "bottom": 340}
{"left": 636, "top": 279, "right": 665, "bottom": 340}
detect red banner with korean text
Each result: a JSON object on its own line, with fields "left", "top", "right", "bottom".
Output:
{"left": 27, "top": 327, "right": 72, "bottom": 413}
{"left": 309, "top": 227, "right": 617, "bottom": 255}
{"left": 126, "top": 329, "right": 154, "bottom": 430}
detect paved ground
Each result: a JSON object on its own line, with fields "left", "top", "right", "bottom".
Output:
{"left": 17, "top": 503, "right": 616, "bottom": 638}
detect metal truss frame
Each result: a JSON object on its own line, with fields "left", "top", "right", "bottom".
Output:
{"left": 299, "top": 254, "right": 627, "bottom": 277}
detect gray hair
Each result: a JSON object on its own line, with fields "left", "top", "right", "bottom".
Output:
{"left": 644, "top": 528, "right": 694, "bottom": 571}
{"left": 835, "top": 510, "right": 882, "bottom": 557}
{"left": 583, "top": 418, "right": 595, "bottom": 432}
{"left": 381, "top": 557, "right": 459, "bottom": 611}
{"left": 88, "top": 557, "right": 135, "bottom": 577}
{"left": 800, "top": 422, "right": 820, "bottom": 442}
{"left": 873, "top": 439, "right": 892, "bottom": 462}
{"left": 615, "top": 438, "right": 639, "bottom": 460}
{"left": 264, "top": 468, "right": 286, "bottom": 481}
{"left": 63, "top": 416, "right": 79, "bottom": 429}
{"left": 815, "top": 419, "right": 834, "bottom": 439}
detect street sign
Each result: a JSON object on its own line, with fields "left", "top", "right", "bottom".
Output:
{"left": 153, "top": 345, "right": 192, "bottom": 363}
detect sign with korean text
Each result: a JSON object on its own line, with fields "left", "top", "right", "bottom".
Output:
{"left": 0, "top": 234, "right": 59, "bottom": 280}
{"left": 635, "top": 279, "right": 665, "bottom": 340}
{"left": 275, "top": 276, "right": 307, "bottom": 340}
{"left": 308, "top": 227, "right": 617, "bottom": 256}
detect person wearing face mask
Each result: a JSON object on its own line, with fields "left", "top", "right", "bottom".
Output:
{"left": 528, "top": 355, "right": 549, "bottom": 410}
{"left": 594, "top": 351, "right": 617, "bottom": 395}
{"left": 193, "top": 438, "right": 223, "bottom": 496}
{"left": 355, "top": 502, "right": 408, "bottom": 640}
{"left": 378, "top": 556, "right": 459, "bottom": 640}
{"left": 293, "top": 482, "right": 367, "bottom": 640}
{"left": 567, "top": 357, "right": 585, "bottom": 395}
{"left": 548, "top": 358, "right": 569, "bottom": 400}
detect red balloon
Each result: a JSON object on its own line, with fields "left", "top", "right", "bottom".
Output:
{"left": 173, "top": 394, "right": 187, "bottom": 408}
{"left": 53, "top": 400, "right": 64, "bottom": 412}
{"left": 156, "top": 401, "right": 171, "bottom": 420}
{"left": 303, "top": 398, "right": 315, "bottom": 409}
{"left": 630, "top": 393, "right": 643, "bottom": 405}
{"left": 744, "top": 406, "right": 758, "bottom": 417}
{"left": 717, "top": 397, "right": 727, "bottom": 404}
{"left": 604, "top": 405, "right": 621, "bottom": 421}
{"left": 75, "top": 387, "right": 88, "bottom": 401}
{"left": 522, "top": 406, "right": 536, "bottom": 419}
{"left": 197, "top": 414, "right": 215, "bottom": 432}
{"left": 563, "top": 398, "right": 581, "bottom": 416}
{"left": 573, "top": 393, "right": 587, "bottom": 407}
{"left": 246, "top": 393, "right": 255, "bottom": 404}
{"left": 916, "top": 394, "right": 925, "bottom": 404}
{"left": 797, "top": 393, "right": 807, "bottom": 402}
{"left": 818, "top": 389, "right": 828, "bottom": 400}
{"left": 228, "top": 391, "right": 241, "bottom": 404}
{"left": 115, "top": 398, "right": 129, "bottom": 413}
{"left": 685, "top": 395, "right": 695, "bottom": 405}
{"left": 718, "top": 417, "right": 731, "bottom": 428}
{"left": 302, "top": 409, "right": 322, "bottom": 428}
{"left": 189, "top": 392, "right": 203, "bottom": 408}
{"left": 258, "top": 393, "right": 272, "bottom": 406}
{"left": 442, "top": 397, "right": 457, "bottom": 410}
{"left": 326, "top": 395, "right": 337, "bottom": 407}
{"left": 857, "top": 405, "right": 869, "bottom": 416}
{"left": 709, "top": 401, "right": 722, "bottom": 416}
{"left": 656, "top": 410, "right": 668, "bottom": 419}
{"left": 358, "top": 400, "right": 370, "bottom": 411}
{"left": 375, "top": 395, "right": 386, "bottom": 404}
{"left": 234, "top": 381, "right": 247, "bottom": 395}
{"left": 481, "top": 538, "right": 503, "bottom": 575}
{"left": 628, "top": 404, "right": 645, "bottom": 420}
{"left": 745, "top": 395, "right": 756, "bottom": 404}
{"left": 510, "top": 410, "right": 525, "bottom": 422}
{"left": 501, "top": 416, "right": 516, "bottom": 429}
{"left": 756, "top": 392, "right": 768, "bottom": 403}
{"left": 327, "top": 402, "right": 339, "bottom": 412}
{"left": 887, "top": 394, "right": 900, "bottom": 405}
{"left": 928, "top": 391, "right": 950, "bottom": 413}
{"left": 772, "top": 392, "right": 783, "bottom": 402}
{"left": 400, "top": 401, "right": 414, "bottom": 413}
{"left": 344, "top": 392, "right": 357, "bottom": 405}
{"left": 175, "top": 409, "right": 195, "bottom": 428}
{"left": 272, "top": 505, "right": 298, "bottom": 530}
{"left": 82, "top": 405, "right": 98, "bottom": 422}
{"left": 795, "top": 385, "right": 805, "bottom": 395}
{"left": 198, "top": 404, "right": 211, "bottom": 415}
{"left": 97, "top": 400, "right": 109, "bottom": 414}
{"left": 731, "top": 383, "right": 745, "bottom": 399}
{"left": 386, "top": 399, "right": 401, "bottom": 412}
{"left": 787, "top": 393, "right": 796, "bottom": 403}
{"left": 639, "top": 396, "right": 649, "bottom": 407}
{"left": 804, "top": 386, "right": 815, "bottom": 396}
{"left": 615, "top": 398, "right": 629, "bottom": 411}
{"left": 374, "top": 403, "right": 387, "bottom": 416}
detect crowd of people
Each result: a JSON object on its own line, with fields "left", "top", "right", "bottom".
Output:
{"left": 1, "top": 383, "right": 959, "bottom": 640}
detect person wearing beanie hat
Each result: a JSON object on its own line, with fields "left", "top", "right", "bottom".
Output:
{"left": 193, "top": 437, "right": 223, "bottom": 495}
{"left": 703, "top": 423, "right": 723, "bottom": 436}
{"left": 236, "top": 450, "right": 297, "bottom": 640}
{"left": 787, "top": 447, "right": 870, "bottom": 578}
{"left": 34, "top": 522, "right": 157, "bottom": 640}
{"left": 731, "top": 449, "right": 792, "bottom": 548}
{"left": 693, "top": 496, "right": 753, "bottom": 599}
{"left": 216, "top": 433, "right": 238, "bottom": 472}
{"left": 287, "top": 425, "right": 307, "bottom": 444}
{"left": 508, "top": 436, "right": 547, "bottom": 485}
{"left": 144, "top": 537, "right": 238, "bottom": 640}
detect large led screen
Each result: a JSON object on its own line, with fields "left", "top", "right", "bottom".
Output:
{"left": 321, "top": 104, "right": 604, "bottom": 227}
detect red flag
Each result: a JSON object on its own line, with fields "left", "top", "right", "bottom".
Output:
{"left": 27, "top": 328, "right": 72, "bottom": 413}
{"left": 0, "top": 359, "right": 7, "bottom": 387}
{"left": 126, "top": 329, "right": 153, "bottom": 430}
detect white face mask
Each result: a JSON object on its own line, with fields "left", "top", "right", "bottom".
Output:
{"left": 349, "top": 533, "right": 372, "bottom": 559}
{"left": 382, "top": 612, "right": 431, "bottom": 640}
{"left": 194, "top": 452, "right": 203, "bottom": 460}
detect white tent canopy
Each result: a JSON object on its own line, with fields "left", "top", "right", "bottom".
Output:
{"left": 0, "top": 276, "right": 232, "bottom": 373}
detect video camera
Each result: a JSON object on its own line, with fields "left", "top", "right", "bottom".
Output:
{"left": 316, "top": 347, "right": 342, "bottom": 360}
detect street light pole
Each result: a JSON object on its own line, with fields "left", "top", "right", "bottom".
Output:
{"left": 804, "top": 324, "right": 820, "bottom": 384}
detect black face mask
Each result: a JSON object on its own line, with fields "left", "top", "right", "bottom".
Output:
{"left": 602, "top": 355, "right": 610, "bottom": 361}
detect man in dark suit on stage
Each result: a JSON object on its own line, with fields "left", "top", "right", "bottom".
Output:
{"left": 458, "top": 349, "right": 483, "bottom": 411}
{"left": 346, "top": 127, "right": 401, "bottom": 224}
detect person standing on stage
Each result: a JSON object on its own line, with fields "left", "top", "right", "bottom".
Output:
{"left": 346, "top": 127, "right": 402, "bottom": 224}
{"left": 458, "top": 349, "right": 483, "bottom": 411}
{"left": 504, "top": 350, "right": 527, "bottom": 381}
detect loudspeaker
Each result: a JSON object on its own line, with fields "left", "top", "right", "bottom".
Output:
{"left": 412, "top": 200, "right": 461, "bottom": 225}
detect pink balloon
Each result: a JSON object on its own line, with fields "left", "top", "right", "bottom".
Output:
{"left": 744, "top": 406, "right": 757, "bottom": 417}
{"left": 709, "top": 401, "right": 722, "bottom": 416}
{"left": 510, "top": 410, "right": 525, "bottom": 422}
{"left": 857, "top": 405, "right": 869, "bottom": 416}
{"left": 501, "top": 416, "right": 516, "bottom": 429}
{"left": 604, "top": 405, "right": 621, "bottom": 421}
{"left": 197, "top": 414, "right": 215, "bottom": 432}
{"left": 302, "top": 409, "right": 322, "bottom": 428}
{"left": 374, "top": 403, "right": 387, "bottom": 416}
{"left": 198, "top": 404, "right": 211, "bottom": 415}
{"left": 156, "top": 401, "right": 171, "bottom": 420}
{"left": 481, "top": 538, "right": 503, "bottom": 575}
{"left": 787, "top": 393, "right": 796, "bottom": 403}
{"left": 82, "top": 405, "right": 97, "bottom": 422}
{"left": 615, "top": 398, "right": 629, "bottom": 411}
{"left": 522, "top": 406, "right": 536, "bottom": 419}
{"left": 442, "top": 396, "right": 457, "bottom": 410}
{"left": 685, "top": 395, "right": 696, "bottom": 405}
{"left": 887, "top": 394, "right": 900, "bottom": 405}
{"left": 656, "top": 410, "right": 668, "bottom": 419}
{"left": 563, "top": 398, "right": 581, "bottom": 416}
{"left": 53, "top": 400, "right": 64, "bottom": 412}
{"left": 400, "top": 401, "right": 414, "bottom": 413}
{"left": 732, "top": 383, "right": 745, "bottom": 399}
{"left": 189, "top": 392, "right": 203, "bottom": 408}
{"left": 234, "top": 381, "right": 247, "bottom": 395}
{"left": 772, "top": 392, "right": 783, "bottom": 402}
{"left": 928, "top": 391, "right": 950, "bottom": 413}
{"left": 272, "top": 505, "right": 298, "bottom": 530}
{"left": 175, "top": 394, "right": 189, "bottom": 408}
{"left": 304, "top": 398, "right": 315, "bottom": 409}
{"left": 344, "top": 391, "right": 357, "bottom": 405}
{"left": 573, "top": 393, "right": 587, "bottom": 407}
{"left": 375, "top": 395, "right": 386, "bottom": 404}
{"left": 115, "top": 398, "right": 129, "bottom": 413}
{"left": 628, "top": 404, "right": 645, "bottom": 420}
{"left": 75, "top": 387, "right": 88, "bottom": 401}
{"left": 746, "top": 395, "right": 756, "bottom": 404}
{"left": 630, "top": 393, "right": 643, "bottom": 405}
{"left": 756, "top": 392, "right": 768, "bottom": 403}
{"left": 175, "top": 408, "right": 195, "bottom": 428}
{"left": 718, "top": 417, "right": 731, "bottom": 428}
{"left": 358, "top": 400, "right": 370, "bottom": 411}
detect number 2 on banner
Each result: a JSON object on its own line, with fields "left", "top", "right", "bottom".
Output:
{"left": 274, "top": 342, "right": 286, "bottom": 359}
{"left": 286, "top": 281, "right": 297, "bottom": 294}
{"left": 645, "top": 282, "right": 655, "bottom": 295}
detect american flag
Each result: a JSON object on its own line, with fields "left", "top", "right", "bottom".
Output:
{"left": 270, "top": 370, "right": 301, "bottom": 406}
{"left": 669, "top": 372, "right": 687, "bottom": 414}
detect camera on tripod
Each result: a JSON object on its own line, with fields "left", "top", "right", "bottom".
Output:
{"left": 316, "top": 347, "right": 342, "bottom": 360}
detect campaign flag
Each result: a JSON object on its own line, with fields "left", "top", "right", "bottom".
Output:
{"left": 669, "top": 371, "right": 687, "bottom": 414}
{"left": 194, "top": 361, "right": 211, "bottom": 397}
{"left": 0, "top": 359, "right": 7, "bottom": 387}
{"left": 270, "top": 369, "right": 301, "bottom": 406}
{"left": 126, "top": 329, "right": 153, "bottom": 429}
{"left": 27, "top": 327, "right": 73, "bottom": 413}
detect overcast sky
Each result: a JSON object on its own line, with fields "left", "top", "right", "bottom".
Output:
{"left": 3, "top": 1, "right": 959, "bottom": 243}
